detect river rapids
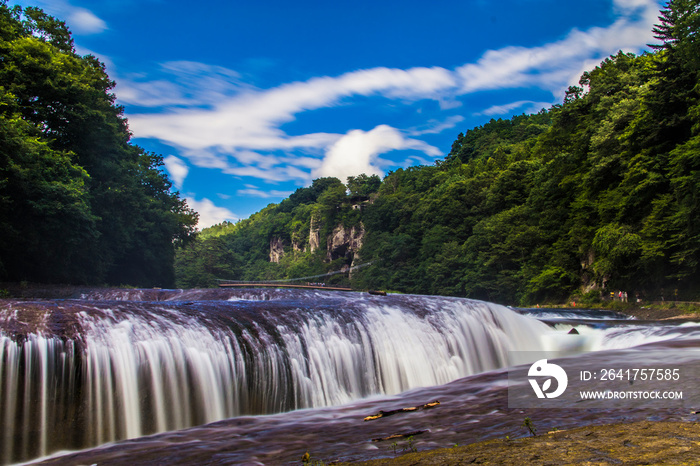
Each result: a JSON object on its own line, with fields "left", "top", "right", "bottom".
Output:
{"left": 1, "top": 288, "right": 699, "bottom": 464}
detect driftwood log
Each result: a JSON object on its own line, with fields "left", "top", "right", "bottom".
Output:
{"left": 363, "top": 400, "right": 440, "bottom": 421}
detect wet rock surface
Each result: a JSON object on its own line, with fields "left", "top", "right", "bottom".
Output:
{"left": 26, "top": 362, "right": 699, "bottom": 465}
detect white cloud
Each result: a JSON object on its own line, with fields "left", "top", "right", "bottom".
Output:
{"left": 613, "top": 0, "right": 656, "bottom": 14}
{"left": 68, "top": 7, "right": 107, "bottom": 34}
{"left": 13, "top": 0, "right": 107, "bottom": 35}
{"left": 479, "top": 100, "right": 553, "bottom": 116}
{"left": 313, "top": 125, "right": 441, "bottom": 180}
{"left": 116, "top": 80, "right": 193, "bottom": 108}
{"left": 126, "top": 65, "right": 456, "bottom": 155}
{"left": 456, "top": 0, "right": 660, "bottom": 96}
{"left": 163, "top": 155, "right": 188, "bottom": 190}
{"left": 409, "top": 115, "right": 465, "bottom": 136}
{"left": 117, "top": 0, "right": 662, "bottom": 204}
{"left": 280, "top": 155, "right": 323, "bottom": 170}
{"left": 185, "top": 197, "right": 238, "bottom": 229}
{"left": 124, "top": 65, "right": 458, "bottom": 189}
{"left": 116, "top": 61, "right": 246, "bottom": 108}
{"left": 236, "top": 188, "right": 294, "bottom": 198}
{"left": 403, "top": 155, "right": 435, "bottom": 167}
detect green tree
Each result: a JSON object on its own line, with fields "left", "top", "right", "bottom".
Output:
{"left": 0, "top": 3, "right": 198, "bottom": 286}
{"left": 0, "top": 114, "right": 97, "bottom": 282}
{"left": 346, "top": 174, "right": 381, "bottom": 198}
{"left": 174, "top": 1, "right": 700, "bottom": 303}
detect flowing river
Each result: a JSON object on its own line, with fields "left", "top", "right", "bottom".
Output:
{"left": 1, "top": 288, "right": 699, "bottom": 464}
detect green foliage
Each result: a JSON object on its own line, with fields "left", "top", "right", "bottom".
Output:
{"left": 0, "top": 3, "right": 197, "bottom": 287}
{"left": 571, "top": 290, "right": 603, "bottom": 305}
{"left": 280, "top": 177, "right": 344, "bottom": 213}
{"left": 175, "top": 176, "right": 357, "bottom": 287}
{"left": 347, "top": 173, "right": 381, "bottom": 198}
{"left": 176, "top": 1, "right": 700, "bottom": 303}
{"left": 0, "top": 115, "right": 97, "bottom": 282}
{"left": 406, "top": 436, "right": 418, "bottom": 453}
{"left": 388, "top": 436, "right": 418, "bottom": 457}
{"left": 523, "top": 417, "right": 537, "bottom": 437}
{"left": 526, "top": 267, "right": 579, "bottom": 304}
{"left": 349, "top": 0, "right": 700, "bottom": 303}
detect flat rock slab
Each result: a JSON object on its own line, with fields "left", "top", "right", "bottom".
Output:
{"left": 355, "top": 420, "right": 700, "bottom": 465}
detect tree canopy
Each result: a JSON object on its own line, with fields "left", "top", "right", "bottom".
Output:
{"left": 0, "top": 3, "right": 198, "bottom": 287}
{"left": 176, "top": 0, "right": 700, "bottom": 303}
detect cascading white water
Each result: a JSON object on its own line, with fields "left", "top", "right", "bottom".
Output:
{"left": 0, "top": 289, "right": 694, "bottom": 464}
{"left": 0, "top": 334, "right": 78, "bottom": 463}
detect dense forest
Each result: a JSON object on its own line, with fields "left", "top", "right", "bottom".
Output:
{"left": 176, "top": 0, "right": 700, "bottom": 305}
{"left": 0, "top": 3, "right": 198, "bottom": 287}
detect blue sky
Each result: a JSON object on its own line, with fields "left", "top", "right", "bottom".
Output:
{"left": 13, "top": 0, "right": 664, "bottom": 228}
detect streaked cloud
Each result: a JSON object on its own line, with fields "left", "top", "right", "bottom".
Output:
{"left": 163, "top": 155, "right": 188, "bottom": 190}
{"left": 409, "top": 115, "right": 466, "bottom": 136}
{"left": 116, "top": 61, "right": 246, "bottom": 108}
{"left": 13, "top": 0, "right": 107, "bottom": 34}
{"left": 125, "top": 65, "right": 456, "bottom": 188}
{"left": 479, "top": 100, "right": 552, "bottom": 117}
{"left": 456, "top": 0, "right": 659, "bottom": 96}
{"left": 185, "top": 197, "right": 239, "bottom": 230}
{"left": 127, "top": 65, "right": 457, "bottom": 153}
{"left": 236, "top": 186, "right": 294, "bottom": 198}
{"left": 67, "top": 7, "right": 106, "bottom": 34}
{"left": 114, "top": 0, "right": 660, "bottom": 216}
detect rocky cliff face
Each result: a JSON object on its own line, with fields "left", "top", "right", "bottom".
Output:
{"left": 268, "top": 222, "right": 364, "bottom": 267}
{"left": 326, "top": 224, "right": 365, "bottom": 267}
{"left": 269, "top": 237, "right": 285, "bottom": 263}
{"left": 309, "top": 217, "right": 320, "bottom": 253}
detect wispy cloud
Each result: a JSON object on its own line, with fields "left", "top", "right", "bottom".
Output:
{"left": 127, "top": 65, "right": 457, "bottom": 151}
{"left": 163, "top": 155, "right": 188, "bottom": 190}
{"left": 236, "top": 187, "right": 294, "bottom": 198}
{"left": 185, "top": 197, "right": 239, "bottom": 230}
{"left": 67, "top": 7, "right": 106, "bottom": 34}
{"left": 456, "top": 0, "right": 659, "bottom": 96}
{"left": 409, "top": 116, "right": 466, "bottom": 136}
{"left": 116, "top": 61, "right": 247, "bottom": 108}
{"left": 118, "top": 0, "right": 660, "bottom": 206}
{"left": 479, "top": 100, "right": 553, "bottom": 116}
{"left": 126, "top": 65, "right": 455, "bottom": 185}
{"left": 13, "top": 0, "right": 107, "bottom": 34}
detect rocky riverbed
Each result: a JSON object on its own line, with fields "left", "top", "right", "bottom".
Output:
{"left": 354, "top": 420, "right": 700, "bottom": 465}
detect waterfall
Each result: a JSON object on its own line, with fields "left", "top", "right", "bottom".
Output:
{"left": 0, "top": 334, "right": 78, "bottom": 462}
{"left": 0, "top": 290, "right": 569, "bottom": 463}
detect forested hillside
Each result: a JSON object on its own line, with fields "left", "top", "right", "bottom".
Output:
{"left": 176, "top": 1, "right": 700, "bottom": 305}
{"left": 0, "top": 3, "right": 198, "bottom": 287}
{"left": 175, "top": 175, "right": 379, "bottom": 288}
